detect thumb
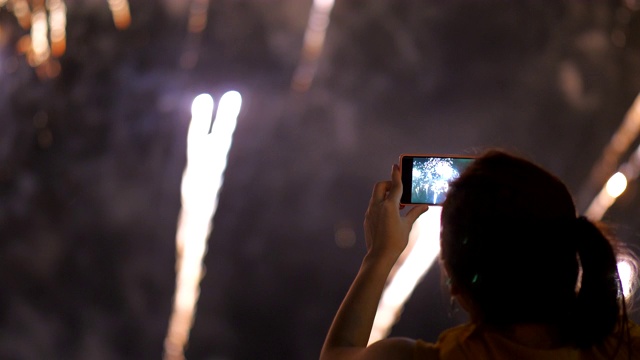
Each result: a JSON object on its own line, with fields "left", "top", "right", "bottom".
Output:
{"left": 405, "top": 205, "right": 429, "bottom": 226}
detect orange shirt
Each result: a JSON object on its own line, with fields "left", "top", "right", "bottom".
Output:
{"left": 415, "top": 322, "right": 640, "bottom": 359}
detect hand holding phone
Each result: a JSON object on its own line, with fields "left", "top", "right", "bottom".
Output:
{"left": 400, "top": 154, "right": 475, "bottom": 205}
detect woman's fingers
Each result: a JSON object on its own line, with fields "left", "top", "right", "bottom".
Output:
{"left": 388, "top": 164, "right": 429, "bottom": 225}
{"left": 369, "top": 180, "right": 392, "bottom": 205}
{"left": 364, "top": 164, "right": 430, "bottom": 259}
{"left": 368, "top": 164, "right": 428, "bottom": 224}
{"left": 387, "top": 164, "right": 403, "bottom": 203}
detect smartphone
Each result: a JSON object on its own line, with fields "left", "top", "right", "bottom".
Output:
{"left": 400, "top": 154, "right": 475, "bottom": 205}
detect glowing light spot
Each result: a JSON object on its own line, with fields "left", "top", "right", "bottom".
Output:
{"left": 30, "top": 8, "right": 50, "bottom": 66}
{"left": 335, "top": 222, "right": 356, "bottom": 249}
{"left": 216, "top": 91, "right": 243, "bottom": 123}
{"left": 586, "top": 163, "right": 636, "bottom": 220}
{"left": 188, "top": 0, "right": 210, "bottom": 34}
{"left": 12, "top": 0, "right": 31, "bottom": 29}
{"left": 435, "top": 162, "right": 454, "bottom": 179}
{"left": 369, "top": 207, "right": 441, "bottom": 344}
{"left": 3, "top": 0, "right": 66, "bottom": 76}
{"left": 48, "top": 0, "right": 67, "bottom": 57}
{"left": 605, "top": 172, "right": 627, "bottom": 198}
{"left": 164, "top": 91, "right": 243, "bottom": 360}
{"left": 191, "top": 94, "right": 214, "bottom": 130}
{"left": 314, "top": 0, "right": 335, "bottom": 10}
{"left": 107, "top": 0, "right": 131, "bottom": 29}
{"left": 617, "top": 258, "right": 637, "bottom": 299}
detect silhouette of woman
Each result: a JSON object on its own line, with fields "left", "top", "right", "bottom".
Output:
{"left": 321, "top": 150, "right": 639, "bottom": 360}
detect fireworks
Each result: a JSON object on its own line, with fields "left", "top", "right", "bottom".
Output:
{"left": 1, "top": 0, "right": 130, "bottom": 78}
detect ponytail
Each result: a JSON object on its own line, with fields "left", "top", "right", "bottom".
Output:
{"left": 573, "top": 217, "right": 624, "bottom": 348}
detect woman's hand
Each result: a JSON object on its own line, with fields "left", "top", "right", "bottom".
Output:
{"left": 320, "top": 164, "right": 429, "bottom": 360}
{"left": 364, "top": 164, "right": 429, "bottom": 261}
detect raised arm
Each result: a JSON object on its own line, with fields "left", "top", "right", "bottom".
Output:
{"left": 320, "top": 164, "right": 429, "bottom": 360}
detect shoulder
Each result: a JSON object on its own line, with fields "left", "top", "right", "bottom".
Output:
{"left": 435, "top": 323, "right": 477, "bottom": 348}
{"left": 320, "top": 337, "right": 435, "bottom": 360}
{"left": 366, "top": 337, "right": 438, "bottom": 360}
{"left": 628, "top": 321, "right": 640, "bottom": 351}
{"left": 366, "top": 337, "right": 420, "bottom": 360}
{"left": 414, "top": 324, "right": 478, "bottom": 360}
{"left": 329, "top": 325, "right": 477, "bottom": 360}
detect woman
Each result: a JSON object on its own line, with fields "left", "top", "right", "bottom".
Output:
{"left": 320, "top": 150, "right": 639, "bottom": 359}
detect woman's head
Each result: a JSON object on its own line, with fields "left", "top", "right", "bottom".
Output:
{"left": 440, "top": 150, "right": 623, "bottom": 345}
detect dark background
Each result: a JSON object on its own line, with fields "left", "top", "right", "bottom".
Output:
{"left": 2, "top": 1, "right": 640, "bottom": 359}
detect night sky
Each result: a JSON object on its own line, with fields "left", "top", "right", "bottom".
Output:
{"left": 2, "top": 1, "right": 640, "bottom": 359}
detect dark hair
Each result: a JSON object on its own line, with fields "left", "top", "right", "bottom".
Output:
{"left": 440, "top": 150, "right": 627, "bottom": 348}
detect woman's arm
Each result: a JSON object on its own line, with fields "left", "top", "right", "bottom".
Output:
{"left": 320, "top": 164, "right": 429, "bottom": 360}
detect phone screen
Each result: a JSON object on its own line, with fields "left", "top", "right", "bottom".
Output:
{"left": 400, "top": 154, "right": 475, "bottom": 205}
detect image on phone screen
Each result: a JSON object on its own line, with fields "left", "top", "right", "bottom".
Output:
{"left": 402, "top": 156, "right": 474, "bottom": 205}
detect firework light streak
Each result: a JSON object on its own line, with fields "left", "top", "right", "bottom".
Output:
{"left": 585, "top": 141, "right": 639, "bottom": 220}
{"left": 29, "top": 3, "right": 49, "bottom": 66}
{"left": 164, "top": 91, "right": 243, "bottom": 360}
{"left": 579, "top": 93, "right": 640, "bottom": 208}
{"left": 10, "top": 0, "right": 31, "bottom": 29}
{"left": 368, "top": 207, "right": 441, "bottom": 344}
{"left": 291, "top": 0, "right": 335, "bottom": 91}
{"left": 1, "top": 0, "right": 127, "bottom": 76}
{"left": 584, "top": 147, "right": 640, "bottom": 300}
{"left": 187, "top": 0, "right": 209, "bottom": 34}
{"left": 2, "top": 0, "right": 69, "bottom": 77}
{"left": 107, "top": 0, "right": 131, "bottom": 29}
{"left": 48, "top": 0, "right": 67, "bottom": 57}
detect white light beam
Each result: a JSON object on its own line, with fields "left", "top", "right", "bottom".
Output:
{"left": 164, "top": 91, "right": 243, "bottom": 360}
{"left": 369, "top": 207, "right": 442, "bottom": 344}
{"left": 291, "top": 0, "right": 335, "bottom": 91}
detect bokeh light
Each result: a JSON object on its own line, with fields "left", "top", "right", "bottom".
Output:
{"left": 605, "top": 172, "right": 628, "bottom": 198}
